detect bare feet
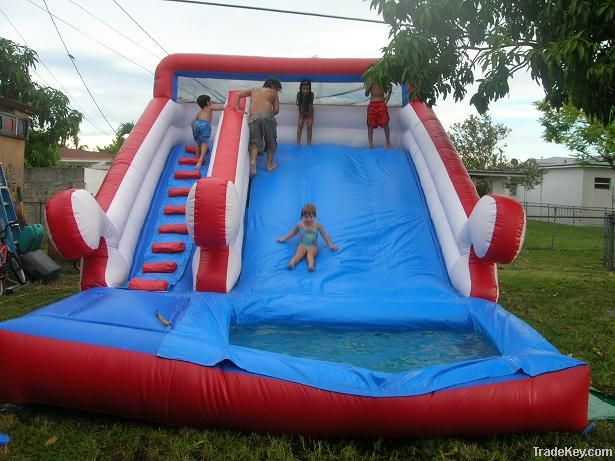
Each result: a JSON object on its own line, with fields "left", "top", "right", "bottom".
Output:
{"left": 266, "top": 162, "right": 277, "bottom": 172}
{"left": 195, "top": 160, "right": 202, "bottom": 169}
{"left": 368, "top": 144, "right": 373, "bottom": 149}
{"left": 308, "top": 265, "right": 315, "bottom": 272}
{"left": 250, "top": 161, "right": 257, "bottom": 177}
{"left": 384, "top": 142, "right": 391, "bottom": 148}
{"left": 287, "top": 262, "right": 295, "bottom": 270}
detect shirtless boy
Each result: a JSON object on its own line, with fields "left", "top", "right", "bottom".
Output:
{"left": 234, "top": 77, "right": 282, "bottom": 176}
{"left": 364, "top": 79, "right": 392, "bottom": 149}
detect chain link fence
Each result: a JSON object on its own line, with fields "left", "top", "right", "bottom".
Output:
{"left": 521, "top": 202, "right": 614, "bottom": 270}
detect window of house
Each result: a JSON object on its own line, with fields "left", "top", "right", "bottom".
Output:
{"left": 594, "top": 177, "right": 611, "bottom": 190}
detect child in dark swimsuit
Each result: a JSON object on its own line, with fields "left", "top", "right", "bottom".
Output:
{"left": 296, "top": 80, "right": 314, "bottom": 145}
{"left": 276, "top": 203, "right": 338, "bottom": 271}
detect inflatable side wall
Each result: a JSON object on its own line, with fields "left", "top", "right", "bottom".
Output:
{"left": 46, "top": 54, "right": 525, "bottom": 300}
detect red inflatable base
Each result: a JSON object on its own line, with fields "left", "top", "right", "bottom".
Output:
{"left": 0, "top": 330, "right": 589, "bottom": 437}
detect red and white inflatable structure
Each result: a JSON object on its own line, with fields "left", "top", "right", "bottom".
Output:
{"left": 46, "top": 54, "right": 524, "bottom": 300}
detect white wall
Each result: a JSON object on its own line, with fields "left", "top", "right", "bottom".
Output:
{"left": 84, "top": 168, "right": 107, "bottom": 195}
{"left": 517, "top": 167, "right": 584, "bottom": 206}
{"left": 582, "top": 168, "right": 615, "bottom": 208}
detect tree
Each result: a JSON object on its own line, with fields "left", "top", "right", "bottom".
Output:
{"left": 537, "top": 101, "right": 615, "bottom": 170}
{"left": 365, "top": 1, "right": 615, "bottom": 125}
{"left": 97, "top": 122, "right": 134, "bottom": 154}
{"left": 0, "top": 37, "right": 82, "bottom": 167}
{"left": 448, "top": 114, "right": 543, "bottom": 195}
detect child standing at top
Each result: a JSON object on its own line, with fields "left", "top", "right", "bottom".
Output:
{"left": 364, "top": 76, "right": 392, "bottom": 149}
{"left": 277, "top": 203, "right": 338, "bottom": 271}
{"left": 192, "top": 95, "right": 225, "bottom": 169}
{"left": 296, "top": 80, "right": 314, "bottom": 145}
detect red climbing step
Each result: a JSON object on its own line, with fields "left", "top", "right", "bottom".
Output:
{"left": 129, "top": 278, "right": 168, "bottom": 291}
{"left": 179, "top": 157, "right": 199, "bottom": 165}
{"left": 175, "top": 171, "right": 201, "bottom": 180}
{"left": 159, "top": 224, "right": 188, "bottom": 234}
{"left": 152, "top": 242, "right": 186, "bottom": 253}
{"left": 164, "top": 205, "right": 186, "bottom": 215}
{"left": 168, "top": 187, "right": 191, "bottom": 197}
{"left": 142, "top": 262, "right": 178, "bottom": 273}
{"left": 185, "top": 145, "right": 196, "bottom": 154}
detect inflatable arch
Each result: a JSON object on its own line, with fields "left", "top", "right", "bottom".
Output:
{"left": 0, "top": 54, "right": 588, "bottom": 436}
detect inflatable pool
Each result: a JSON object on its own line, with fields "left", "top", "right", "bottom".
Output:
{"left": 0, "top": 55, "right": 589, "bottom": 436}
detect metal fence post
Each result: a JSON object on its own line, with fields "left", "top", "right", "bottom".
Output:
{"left": 604, "top": 213, "right": 614, "bottom": 271}
{"left": 551, "top": 206, "right": 557, "bottom": 249}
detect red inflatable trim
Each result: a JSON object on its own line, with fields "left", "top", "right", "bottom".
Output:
{"left": 484, "top": 195, "right": 525, "bottom": 263}
{"left": 142, "top": 262, "right": 177, "bottom": 273}
{"left": 178, "top": 158, "right": 199, "bottom": 165}
{"left": 185, "top": 145, "right": 196, "bottom": 154}
{"left": 192, "top": 178, "right": 228, "bottom": 249}
{"left": 195, "top": 247, "right": 229, "bottom": 292}
{"left": 163, "top": 205, "right": 186, "bottom": 215}
{"left": 96, "top": 98, "right": 168, "bottom": 213}
{"left": 128, "top": 279, "right": 168, "bottom": 291}
{"left": 159, "top": 224, "right": 188, "bottom": 234}
{"left": 151, "top": 242, "right": 186, "bottom": 253}
{"left": 45, "top": 189, "right": 90, "bottom": 260}
{"left": 0, "top": 331, "right": 590, "bottom": 436}
{"left": 175, "top": 171, "right": 201, "bottom": 180}
{"left": 155, "top": 54, "right": 378, "bottom": 99}
{"left": 168, "top": 188, "right": 191, "bottom": 197}
{"left": 80, "top": 238, "right": 109, "bottom": 290}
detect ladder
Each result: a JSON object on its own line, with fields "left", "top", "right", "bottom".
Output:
{"left": 0, "top": 163, "right": 21, "bottom": 254}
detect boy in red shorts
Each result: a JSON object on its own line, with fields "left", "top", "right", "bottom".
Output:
{"left": 365, "top": 78, "right": 392, "bottom": 148}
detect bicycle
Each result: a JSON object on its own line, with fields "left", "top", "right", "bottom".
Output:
{"left": 0, "top": 220, "right": 27, "bottom": 296}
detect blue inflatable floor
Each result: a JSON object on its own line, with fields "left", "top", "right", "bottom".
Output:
{"left": 0, "top": 144, "right": 583, "bottom": 398}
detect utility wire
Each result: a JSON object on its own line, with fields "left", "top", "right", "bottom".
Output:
{"left": 112, "top": 0, "right": 169, "bottom": 55}
{"left": 41, "top": 0, "right": 118, "bottom": 135}
{"left": 67, "top": 0, "right": 163, "bottom": 61}
{"left": 163, "top": 0, "right": 386, "bottom": 24}
{"left": 27, "top": 0, "right": 154, "bottom": 75}
{"left": 0, "top": 6, "right": 113, "bottom": 135}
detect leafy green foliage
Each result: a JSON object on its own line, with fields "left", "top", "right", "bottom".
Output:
{"left": 505, "top": 158, "right": 544, "bottom": 192}
{"left": 97, "top": 121, "right": 134, "bottom": 154}
{"left": 448, "top": 114, "right": 510, "bottom": 170}
{"left": 366, "top": 0, "right": 615, "bottom": 125}
{"left": 0, "top": 37, "right": 82, "bottom": 167}
{"left": 537, "top": 100, "right": 615, "bottom": 170}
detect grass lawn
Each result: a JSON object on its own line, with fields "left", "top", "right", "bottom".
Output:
{"left": 1, "top": 224, "right": 614, "bottom": 460}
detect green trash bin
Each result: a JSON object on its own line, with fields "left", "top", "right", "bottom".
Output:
{"left": 18, "top": 224, "right": 44, "bottom": 254}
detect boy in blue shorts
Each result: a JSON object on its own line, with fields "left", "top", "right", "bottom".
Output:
{"left": 192, "top": 95, "right": 225, "bottom": 169}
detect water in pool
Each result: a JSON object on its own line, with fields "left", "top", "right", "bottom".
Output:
{"left": 230, "top": 325, "right": 499, "bottom": 373}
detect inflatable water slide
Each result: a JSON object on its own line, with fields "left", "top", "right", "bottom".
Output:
{"left": 0, "top": 55, "right": 589, "bottom": 436}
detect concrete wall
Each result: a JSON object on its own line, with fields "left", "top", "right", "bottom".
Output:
{"left": 23, "top": 167, "right": 85, "bottom": 203}
{"left": 84, "top": 168, "right": 107, "bottom": 195}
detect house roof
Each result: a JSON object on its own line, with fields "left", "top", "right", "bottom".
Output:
{"left": 59, "top": 147, "right": 114, "bottom": 163}
{"left": 467, "top": 169, "right": 525, "bottom": 178}
{"left": 0, "top": 96, "right": 38, "bottom": 115}
{"left": 535, "top": 156, "right": 611, "bottom": 169}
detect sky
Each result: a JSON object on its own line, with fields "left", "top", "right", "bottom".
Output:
{"left": 0, "top": 0, "right": 572, "bottom": 161}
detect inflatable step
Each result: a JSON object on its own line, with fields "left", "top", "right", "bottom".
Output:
{"left": 175, "top": 171, "right": 201, "bottom": 180}
{"left": 185, "top": 145, "right": 196, "bottom": 154}
{"left": 168, "top": 187, "right": 191, "bottom": 197}
{"left": 128, "top": 278, "right": 168, "bottom": 291}
{"left": 163, "top": 205, "right": 186, "bottom": 215}
{"left": 158, "top": 224, "right": 188, "bottom": 234}
{"left": 151, "top": 242, "right": 186, "bottom": 253}
{"left": 142, "top": 262, "right": 178, "bottom": 273}
{"left": 179, "top": 157, "right": 199, "bottom": 165}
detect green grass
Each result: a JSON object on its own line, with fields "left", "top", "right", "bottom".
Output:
{"left": 1, "top": 245, "right": 614, "bottom": 460}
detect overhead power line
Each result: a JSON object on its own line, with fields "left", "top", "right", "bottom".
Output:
{"left": 41, "top": 0, "right": 118, "bottom": 135}
{"left": 27, "top": 0, "right": 154, "bottom": 75}
{"left": 67, "top": 0, "right": 164, "bottom": 61}
{"left": 163, "top": 0, "right": 387, "bottom": 24}
{"left": 0, "top": 6, "right": 113, "bottom": 135}
{"left": 112, "top": 0, "right": 169, "bottom": 55}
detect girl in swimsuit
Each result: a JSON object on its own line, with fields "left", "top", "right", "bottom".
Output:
{"left": 276, "top": 203, "right": 338, "bottom": 271}
{"left": 296, "top": 80, "right": 314, "bottom": 145}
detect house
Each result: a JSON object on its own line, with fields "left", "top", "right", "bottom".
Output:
{"left": 467, "top": 169, "right": 525, "bottom": 196}
{"left": 513, "top": 157, "right": 614, "bottom": 210}
{"left": 0, "top": 96, "right": 35, "bottom": 198}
